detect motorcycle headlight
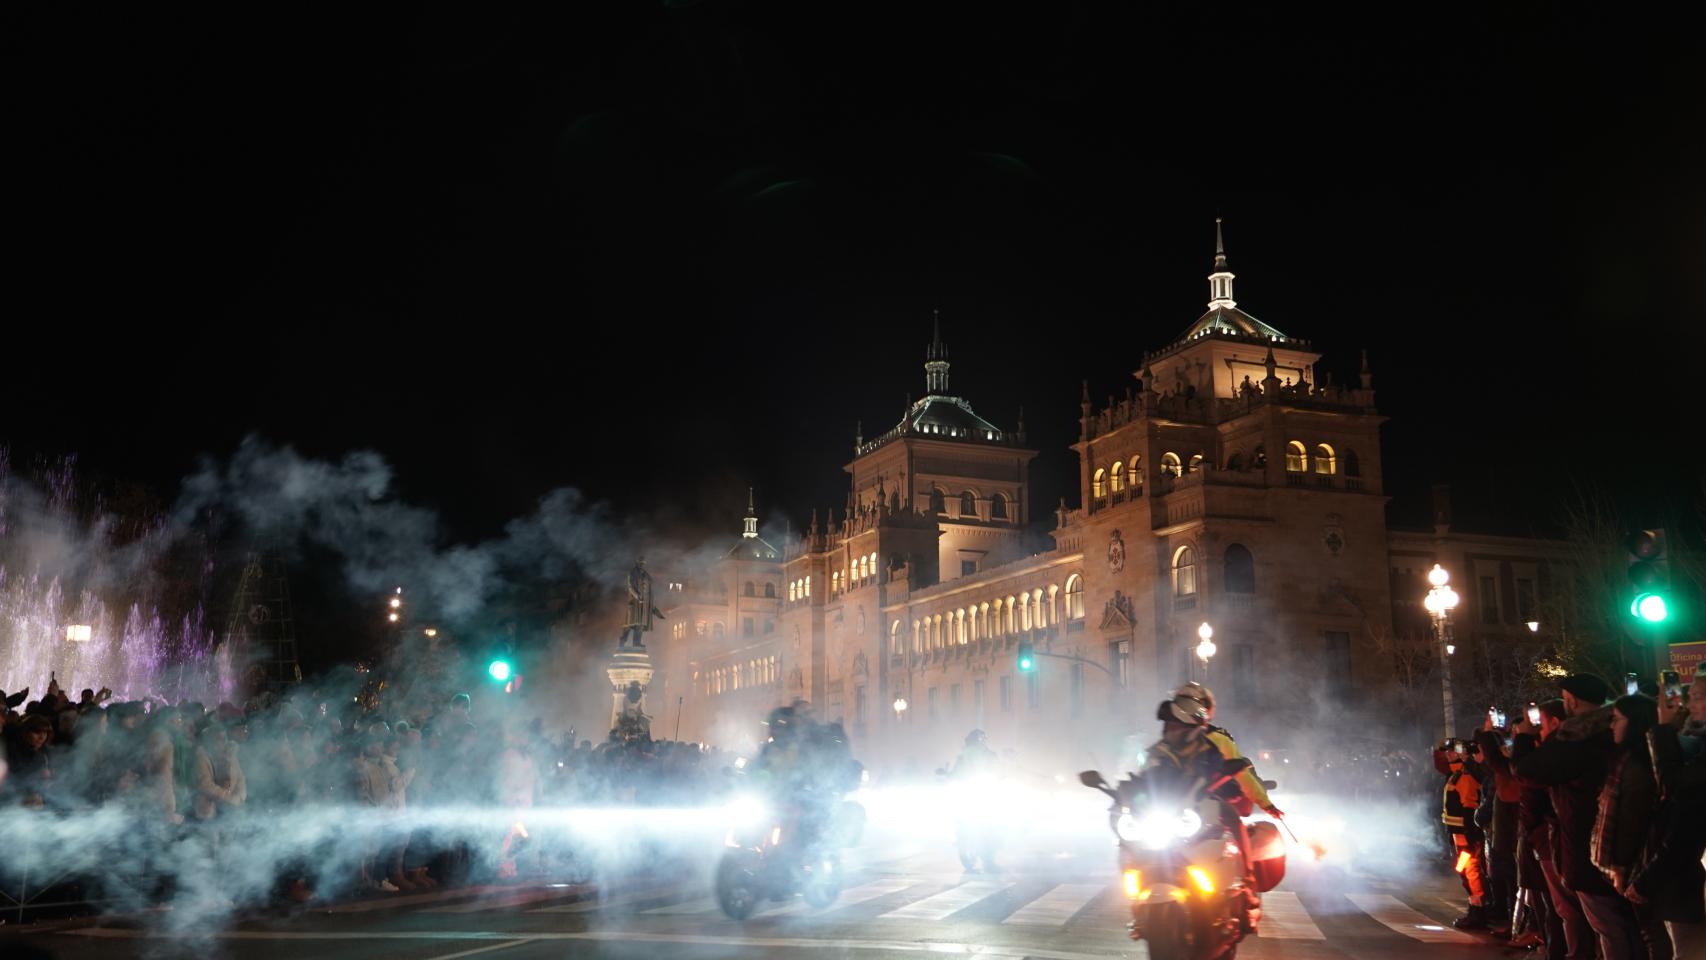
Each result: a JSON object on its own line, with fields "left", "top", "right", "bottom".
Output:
{"left": 1137, "top": 812, "right": 1177, "bottom": 850}
{"left": 1115, "top": 813, "right": 1140, "bottom": 842}
{"left": 1174, "top": 809, "right": 1203, "bottom": 838}
{"left": 726, "top": 793, "right": 769, "bottom": 828}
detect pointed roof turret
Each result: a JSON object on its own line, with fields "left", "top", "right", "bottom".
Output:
{"left": 1164, "top": 218, "right": 1291, "bottom": 349}
{"left": 925, "top": 309, "right": 950, "bottom": 395}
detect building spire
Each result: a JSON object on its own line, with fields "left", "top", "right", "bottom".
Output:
{"left": 925, "top": 309, "right": 951, "bottom": 395}
{"left": 1208, "top": 217, "right": 1236, "bottom": 310}
{"left": 742, "top": 487, "right": 758, "bottom": 539}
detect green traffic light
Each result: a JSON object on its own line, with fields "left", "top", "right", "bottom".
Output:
{"left": 1019, "top": 656, "right": 1034, "bottom": 671}
{"left": 1631, "top": 593, "right": 1669, "bottom": 623}
{"left": 488, "top": 659, "right": 513, "bottom": 681}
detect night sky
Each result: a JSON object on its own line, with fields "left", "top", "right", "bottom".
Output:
{"left": 12, "top": 4, "right": 1706, "bottom": 547}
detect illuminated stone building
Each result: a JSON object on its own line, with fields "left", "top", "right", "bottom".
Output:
{"left": 654, "top": 224, "right": 1564, "bottom": 769}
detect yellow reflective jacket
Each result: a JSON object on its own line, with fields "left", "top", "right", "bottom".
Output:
{"left": 1204, "top": 727, "right": 1276, "bottom": 814}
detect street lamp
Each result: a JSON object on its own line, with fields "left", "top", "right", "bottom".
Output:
{"left": 1423, "top": 564, "right": 1461, "bottom": 738}
{"left": 1195, "top": 622, "right": 1217, "bottom": 678}
{"left": 1525, "top": 621, "right": 1540, "bottom": 634}
{"left": 892, "top": 697, "right": 907, "bottom": 719}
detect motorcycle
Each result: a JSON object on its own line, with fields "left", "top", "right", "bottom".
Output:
{"left": 714, "top": 791, "right": 849, "bottom": 919}
{"left": 1078, "top": 757, "right": 1286, "bottom": 960}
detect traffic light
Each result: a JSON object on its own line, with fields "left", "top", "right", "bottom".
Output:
{"left": 1016, "top": 640, "right": 1036, "bottom": 673}
{"left": 1626, "top": 529, "right": 1671, "bottom": 624}
{"left": 487, "top": 658, "right": 513, "bottom": 682}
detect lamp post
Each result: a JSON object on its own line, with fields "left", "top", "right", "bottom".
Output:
{"left": 892, "top": 697, "right": 907, "bottom": 720}
{"left": 1423, "top": 564, "right": 1461, "bottom": 738}
{"left": 1195, "top": 622, "right": 1217, "bottom": 680}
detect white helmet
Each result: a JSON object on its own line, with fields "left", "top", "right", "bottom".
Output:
{"left": 1173, "top": 682, "right": 1216, "bottom": 718}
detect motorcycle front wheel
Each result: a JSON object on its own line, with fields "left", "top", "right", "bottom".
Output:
{"left": 715, "top": 852, "right": 762, "bottom": 920}
{"left": 1139, "top": 901, "right": 1190, "bottom": 960}
{"left": 802, "top": 858, "right": 841, "bottom": 908}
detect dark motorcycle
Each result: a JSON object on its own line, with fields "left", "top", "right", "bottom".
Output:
{"left": 714, "top": 792, "right": 853, "bottom": 919}
{"left": 1078, "top": 757, "right": 1286, "bottom": 960}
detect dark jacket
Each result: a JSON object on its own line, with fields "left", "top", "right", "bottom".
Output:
{"left": 1507, "top": 731, "right": 1557, "bottom": 861}
{"left": 1590, "top": 747, "right": 1655, "bottom": 878}
{"left": 1514, "top": 705, "right": 1618, "bottom": 896}
{"left": 1627, "top": 724, "right": 1706, "bottom": 922}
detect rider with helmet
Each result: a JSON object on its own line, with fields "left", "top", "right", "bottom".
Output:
{"left": 1171, "top": 683, "right": 1283, "bottom": 820}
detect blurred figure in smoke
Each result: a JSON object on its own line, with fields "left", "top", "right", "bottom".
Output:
{"left": 1517, "top": 674, "right": 1644, "bottom": 960}
{"left": 2, "top": 714, "right": 55, "bottom": 807}
{"left": 1434, "top": 736, "right": 1489, "bottom": 929}
{"left": 951, "top": 729, "right": 1000, "bottom": 873}
{"left": 495, "top": 723, "right": 538, "bottom": 880}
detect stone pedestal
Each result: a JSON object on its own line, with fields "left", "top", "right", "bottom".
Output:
{"left": 607, "top": 648, "right": 654, "bottom": 736}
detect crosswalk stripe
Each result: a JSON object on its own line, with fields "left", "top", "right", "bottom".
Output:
{"left": 1344, "top": 893, "right": 1476, "bottom": 943}
{"left": 1255, "top": 890, "right": 1326, "bottom": 940}
{"left": 762, "top": 878, "right": 918, "bottom": 917}
{"left": 642, "top": 896, "right": 720, "bottom": 916}
{"left": 1003, "top": 884, "right": 1105, "bottom": 926}
{"left": 878, "top": 880, "right": 1010, "bottom": 921}
{"left": 323, "top": 884, "right": 510, "bottom": 913}
{"left": 530, "top": 887, "right": 672, "bottom": 914}
{"left": 427, "top": 885, "right": 592, "bottom": 913}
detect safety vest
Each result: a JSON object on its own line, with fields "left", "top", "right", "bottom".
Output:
{"left": 1441, "top": 766, "right": 1480, "bottom": 832}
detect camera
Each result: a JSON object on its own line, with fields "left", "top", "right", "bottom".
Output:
{"left": 1488, "top": 706, "right": 1506, "bottom": 728}
{"left": 1526, "top": 703, "right": 1542, "bottom": 726}
{"left": 1625, "top": 672, "right": 1640, "bottom": 696}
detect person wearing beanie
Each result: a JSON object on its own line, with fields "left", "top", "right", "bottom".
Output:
{"left": 1518, "top": 676, "right": 1643, "bottom": 960}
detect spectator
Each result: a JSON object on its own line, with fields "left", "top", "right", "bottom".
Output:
{"left": 1517, "top": 674, "right": 1644, "bottom": 960}
{"left": 1626, "top": 675, "right": 1706, "bottom": 958}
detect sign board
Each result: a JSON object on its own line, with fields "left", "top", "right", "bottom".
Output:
{"left": 1669, "top": 641, "right": 1706, "bottom": 683}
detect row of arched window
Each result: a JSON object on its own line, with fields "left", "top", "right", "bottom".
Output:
{"left": 705, "top": 655, "right": 780, "bottom": 696}
{"left": 1094, "top": 443, "right": 1363, "bottom": 496}
{"left": 833, "top": 552, "right": 881, "bottom": 596}
{"left": 787, "top": 576, "right": 812, "bottom": 602}
{"left": 743, "top": 581, "right": 778, "bottom": 598}
{"left": 890, "top": 574, "right": 1086, "bottom": 657}
{"left": 1170, "top": 543, "right": 1257, "bottom": 598}
{"left": 926, "top": 488, "right": 1011, "bottom": 520}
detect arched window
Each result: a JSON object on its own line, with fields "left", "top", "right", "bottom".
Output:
{"left": 1109, "top": 461, "right": 1124, "bottom": 492}
{"left": 1161, "top": 452, "right": 1182, "bottom": 478}
{"left": 990, "top": 493, "right": 1008, "bottom": 519}
{"left": 1285, "top": 441, "right": 1308, "bottom": 472}
{"left": 1033, "top": 588, "right": 1046, "bottom": 628}
{"left": 1129, "top": 456, "right": 1144, "bottom": 489}
{"left": 934, "top": 615, "right": 945, "bottom": 649}
{"left": 804, "top": 575, "right": 811, "bottom": 597}
{"left": 764, "top": 582, "right": 776, "bottom": 598}
{"left": 788, "top": 581, "right": 797, "bottom": 602}
{"left": 714, "top": 621, "right": 725, "bottom": 639}
{"left": 857, "top": 556, "right": 867, "bottom": 581}
{"left": 1343, "top": 449, "right": 1361, "bottom": 477}
{"left": 957, "top": 610, "right": 967, "bottom": 644}
{"left": 1172, "top": 545, "right": 1198, "bottom": 597}
{"left": 1092, "top": 468, "right": 1106, "bottom": 498}
{"left": 1187, "top": 453, "right": 1204, "bottom": 473}
{"left": 1006, "top": 596, "right": 1019, "bottom": 634}
{"left": 1225, "top": 453, "right": 1244, "bottom": 472}
{"left": 1065, "top": 574, "right": 1085, "bottom": 620}
{"left": 980, "top": 602, "right": 991, "bottom": 638}
{"left": 912, "top": 620, "right": 922, "bottom": 654}
{"left": 991, "top": 599, "right": 1003, "bottom": 637}
{"left": 1021, "top": 595, "right": 1033, "bottom": 631}
{"left": 960, "top": 491, "right": 977, "bottom": 518}
{"left": 744, "top": 581, "right": 756, "bottom": 597}
{"left": 1047, "top": 584, "right": 1059, "bottom": 625}
{"left": 1314, "top": 443, "right": 1336, "bottom": 475}
{"left": 1224, "top": 544, "right": 1256, "bottom": 594}
{"left": 869, "top": 552, "right": 879, "bottom": 580}
{"left": 930, "top": 487, "right": 947, "bottom": 515}
{"left": 890, "top": 620, "right": 903, "bottom": 657}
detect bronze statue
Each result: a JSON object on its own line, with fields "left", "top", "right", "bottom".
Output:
{"left": 617, "top": 556, "right": 665, "bottom": 649}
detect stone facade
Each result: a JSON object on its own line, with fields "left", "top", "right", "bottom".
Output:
{"left": 652, "top": 226, "right": 1565, "bottom": 770}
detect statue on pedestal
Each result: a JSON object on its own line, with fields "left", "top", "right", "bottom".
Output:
{"left": 617, "top": 556, "right": 665, "bottom": 649}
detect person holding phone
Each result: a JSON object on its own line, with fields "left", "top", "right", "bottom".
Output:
{"left": 1621, "top": 673, "right": 1706, "bottom": 958}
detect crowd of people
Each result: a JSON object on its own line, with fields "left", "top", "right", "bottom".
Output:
{"left": 0, "top": 675, "right": 754, "bottom": 913}
{"left": 1435, "top": 671, "right": 1706, "bottom": 959}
